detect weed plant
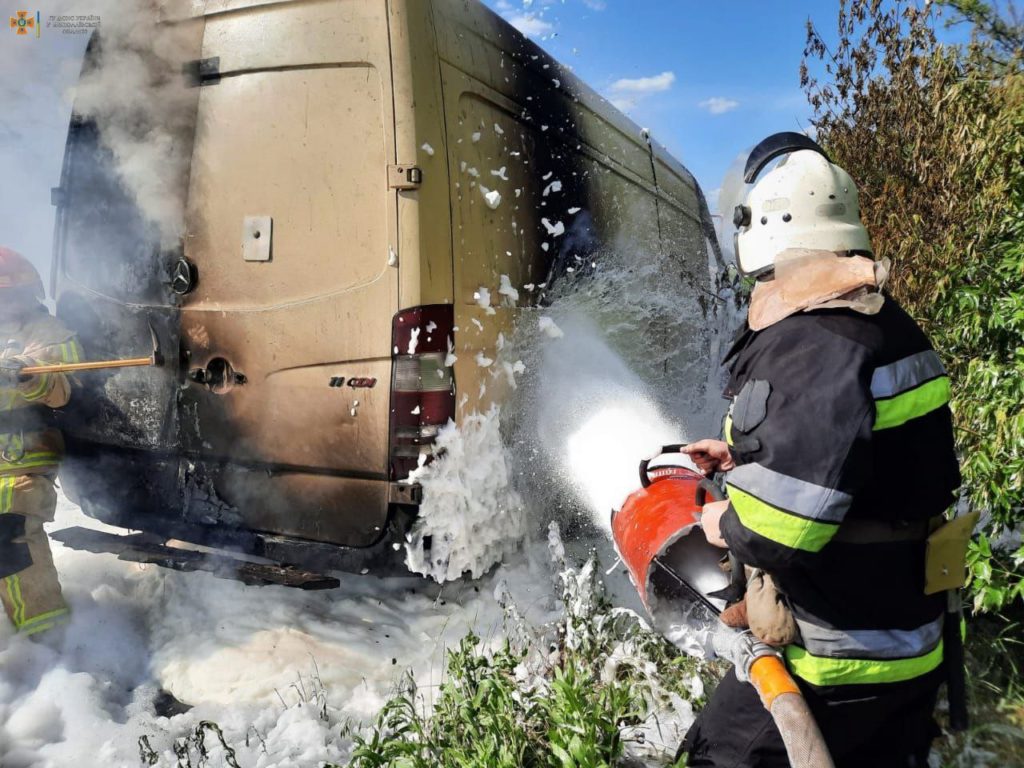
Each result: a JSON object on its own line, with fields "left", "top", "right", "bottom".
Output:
{"left": 346, "top": 537, "right": 717, "bottom": 768}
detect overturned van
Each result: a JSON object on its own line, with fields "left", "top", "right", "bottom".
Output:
{"left": 51, "top": 0, "right": 722, "bottom": 571}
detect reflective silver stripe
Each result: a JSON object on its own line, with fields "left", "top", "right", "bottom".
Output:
{"left": 726, "top": 462, "right": 852, "bottom": 523}
{"left": 795, "top": 615, "right": 944, "bottom": 660}
{"left": 871, "top": 351, "right": 946, "bottom": 400}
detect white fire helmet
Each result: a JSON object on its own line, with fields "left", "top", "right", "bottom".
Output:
{"left": 732, "top": 132, "right": 873, "bottom": 277}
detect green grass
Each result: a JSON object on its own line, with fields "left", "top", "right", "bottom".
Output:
{"left": 934, "top": 612, "right": 1024, "bottom": 767}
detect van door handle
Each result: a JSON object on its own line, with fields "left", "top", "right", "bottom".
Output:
{"left": 186, "top": 358, "right": 246, "bottom": 393}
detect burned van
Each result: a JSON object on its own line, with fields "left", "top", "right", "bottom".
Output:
{"left": 51, "top": 0, "right": 721, "bottom": 572}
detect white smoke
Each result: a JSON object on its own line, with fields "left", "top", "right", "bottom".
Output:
{"left": 0, "top": 0, "right": 199, "bottom": 279}
{"left": 69, "top": 0, "right": 199, "bottom": 247}
{"left": 0, "top": 7, "right": 87, "bottom": 280}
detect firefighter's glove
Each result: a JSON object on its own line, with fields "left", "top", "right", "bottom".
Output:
{"left": 745, "top": 569, "right": 799, "bottom": 647}
{"left": 711, "top": 628, "right": 775, "bottom": 683}
{"left": 720, "top": 597, "right": 749, "bottom": 629}
{"left": 0, "top": 358, "right": 28, "bottom": 387}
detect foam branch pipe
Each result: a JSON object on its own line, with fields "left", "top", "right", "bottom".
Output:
{"left": 712, "top": 628, "right": 835, "bottom": 768}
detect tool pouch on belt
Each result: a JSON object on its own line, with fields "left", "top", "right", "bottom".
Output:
{"left": 925, "top": 511, "right": 979, "bottom": 595}
{"left": 745, "top": 568, "right": 799, "bottom": 647}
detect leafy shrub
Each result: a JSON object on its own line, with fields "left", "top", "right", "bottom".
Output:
{"left": 802, "top": 0, "right": 1024, "bottom": 613}
{"left": 347, "top": 546, "right": 714, "bottom": 768}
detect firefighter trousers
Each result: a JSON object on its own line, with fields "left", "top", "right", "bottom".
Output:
{"left": 0, "top": 472, "right": 69, "bottom": 636}
{"left": 681, "top": 667, "right": 942, "bottom": 768}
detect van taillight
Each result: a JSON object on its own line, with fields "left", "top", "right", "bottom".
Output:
{"left": 390, "top": 305, "right": 456, "bottom": 481}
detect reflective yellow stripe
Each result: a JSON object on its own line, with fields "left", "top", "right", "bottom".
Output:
{"left": 874, "top": 376, "right": 950, "bottom": 431}
{"left": 785, "top": 639, "right": 944, "bottom": 686}
{"left": 1, "top": 452, "right": 61, "bottom": 471}
{"left": 21, "top": 373, "right": 50, "bottom": 401}
{"left": 59, "top": 341, "right": 82, "bottom": 364}
{"left": 22, "top": 620, "right": 57, "bottom": 636}
{"left": 727, "top": 483, "right": 839, "bottom": 552}
{"left": 5, "top": 575, "right": 26, "bottom": 627}
{"left": 12, "top": 575, "right": 25, "bottom": 626}
{"left": 0, "top": 475, "right": 14, "bottom": 513}
{"left": 724, "top": 414, "right": 734, "bottom": 447}
{"left": 18, "top": 607, "right": 70, "bottom": 633}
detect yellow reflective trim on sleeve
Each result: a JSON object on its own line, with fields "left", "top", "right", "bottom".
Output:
{"left": 59, "top": 341, "right": 82, "bottom": 364}
{"left": 727, "top": 483, "right": 840, "bottom": 553}
{"left": 873, "top": 376, "right": 951, "bottom": 431}
{"left": 21, "top": 373, "right": 51, "bottom": 402}
{"left": 724, "top": 414, "right": 734, "bottom": 447}
{"left": 785, "top": 639, "right": 944, "bottom": 686}
{"left": 0, "top": 452, "right": 62, "bottom": 472}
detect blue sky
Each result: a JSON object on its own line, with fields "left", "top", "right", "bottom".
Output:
{"left": 481, "top": 0, "right": 844, "bottom": 209}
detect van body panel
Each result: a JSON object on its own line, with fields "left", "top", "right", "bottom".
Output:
{"left": 388, "top": 0, "right": 456, "bottom": 309}
{"left": 175, "top": 2, "right": 396, "bottom": 542}
{"left": 52, "top": 0, "right": 721, "bottom": 562}
{"left": 430, "top": 0, "right": 667, "bottom": 415}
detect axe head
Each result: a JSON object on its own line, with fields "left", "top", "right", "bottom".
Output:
{"left": 148, "top": 322, "right": 165, "bottom": 368}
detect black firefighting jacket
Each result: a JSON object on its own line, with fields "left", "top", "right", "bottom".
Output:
{"left": 719, "top": 297, "right": 960, "bottom": 689}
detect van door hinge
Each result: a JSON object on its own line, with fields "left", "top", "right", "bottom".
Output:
{"left": 388, "top": 165, "right": 423, "bottom": 190}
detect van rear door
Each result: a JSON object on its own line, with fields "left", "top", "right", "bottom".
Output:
{"left": 177, "top": 3, "right": 398, "bottom": 546}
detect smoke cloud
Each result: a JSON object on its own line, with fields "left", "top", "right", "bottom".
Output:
{"left": 0, "top": 0, "right": 198, "bottom": 281}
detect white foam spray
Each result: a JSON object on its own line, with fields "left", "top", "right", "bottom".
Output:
{"left": 531, "top": 313, "right": 686, "bottom": 532}
{"left": 404, "top": 408, "right": 527, "bottom": 582}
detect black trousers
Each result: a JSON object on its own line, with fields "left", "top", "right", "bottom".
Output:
{"left": 682, "top": 667, "right": 943, "bottom": 768}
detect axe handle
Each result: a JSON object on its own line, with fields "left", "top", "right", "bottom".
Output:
{"left": 21, "top": 357, "right": 154, "bottom": 375}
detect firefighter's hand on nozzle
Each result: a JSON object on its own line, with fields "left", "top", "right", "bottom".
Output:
{"left": 0, "top": 357, "right": 27, "bottom": 387}
{"left": 700, "top": 500, "right": 730, "bottom": 548}
{"left": 682, "top": 439, "right": 735, "bottom": 476}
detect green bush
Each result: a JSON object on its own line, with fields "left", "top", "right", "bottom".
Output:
{"left": 346, "top": 553, "right": 714, "bottom": 768}
{"left": 803, "top": 0, "right": 1024, "bottom": 613}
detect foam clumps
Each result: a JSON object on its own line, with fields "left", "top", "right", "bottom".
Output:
{"left": 405, "top": 408, "right": 527, "bottom": 582}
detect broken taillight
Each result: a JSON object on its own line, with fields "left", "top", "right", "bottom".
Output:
{"left": 389, "top": 305, "right": 456, "bottom": 482}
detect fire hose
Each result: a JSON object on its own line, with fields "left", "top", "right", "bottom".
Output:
{"left": 613, "top": 446, "right": 834, "bottom": 768}
{"left": 711, "top": 627, "right": 835, "bottom": 768}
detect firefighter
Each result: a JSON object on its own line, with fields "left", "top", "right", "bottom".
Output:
{"left": 680, "top": 134, "right": 961, "bottom": 767}
{"left": 0, "top": 246, "right": 82, "bottom": 639}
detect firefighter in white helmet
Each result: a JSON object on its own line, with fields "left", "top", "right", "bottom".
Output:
{"left": 680, "top": 133, "right": 963, "bottom": 767}
{"left": 0, "top": 246, "right": 83, "bottom": 639}
{"left": 729, "top": 133, "right": 873, "bottom": 278}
